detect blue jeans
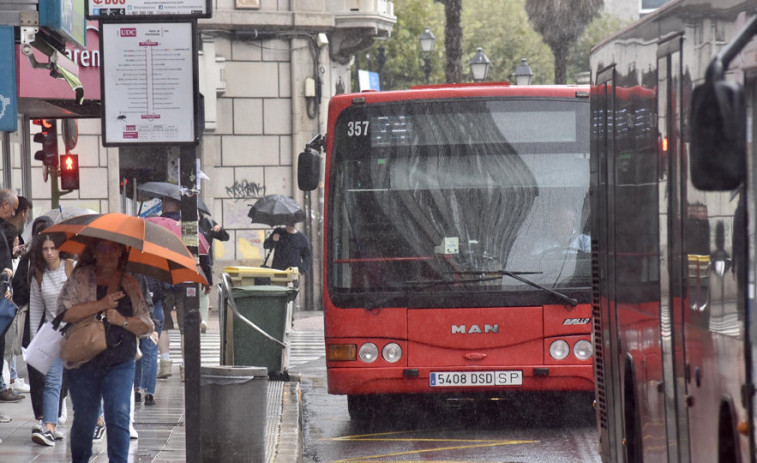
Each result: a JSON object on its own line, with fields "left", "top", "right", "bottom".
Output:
{"left": 66, "top": 359, "right": 135, "bottom": 463}
{"left": 135, "top": 300, "right": 164, "bottom": 394}
{"left": 43, "top": 358, "right": 63, "bottom": 425}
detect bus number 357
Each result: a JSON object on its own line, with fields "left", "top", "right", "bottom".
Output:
{"left": 346, "top": 120, "right": 369, "bottom": 137}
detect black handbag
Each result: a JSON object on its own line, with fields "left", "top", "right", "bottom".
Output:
{"left": 0, "top": 274, "right": 19, "bottom": 337}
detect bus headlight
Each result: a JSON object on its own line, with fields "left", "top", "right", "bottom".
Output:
{"left": 382, "top": 343, "right": 402, "bottom": 363}
{"left": 358, "top": 343, "right": 379, "bottom": 363}
{"left": 549, "top": 340, "right": 570, "bottom": 360}
{"left": 573, "top": 340, "right": 593, "bottom": 360}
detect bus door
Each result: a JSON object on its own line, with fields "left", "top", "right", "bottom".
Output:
{"left": 592, "top": 65, "right": 624, "bottom": 463}
{"left": 658, "top": 37, "right": 691, "bottom": 463}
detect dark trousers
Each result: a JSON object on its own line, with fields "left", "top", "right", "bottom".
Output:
{"left": 0, "top": 331, "right": 4, "bottom": 389}
{"left": 26, "top": 364, "right": 46, "bottom": 420}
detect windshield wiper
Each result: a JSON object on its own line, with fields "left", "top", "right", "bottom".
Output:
{"left": 450, "top": 270, "right": 578, "bottom": 307}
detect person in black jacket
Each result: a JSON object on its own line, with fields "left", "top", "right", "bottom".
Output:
{"left": 263, "top": 221, "right": 312, "bottom": 285}
{"left": 0, "top": 189, "right": 21, "bottom": 414}
{"left": 198, "top": 213, "right": 229, "bottom": 332}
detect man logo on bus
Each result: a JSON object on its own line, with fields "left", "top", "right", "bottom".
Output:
{"left": 451, "top": 324, "right": 499, "bottom": 334}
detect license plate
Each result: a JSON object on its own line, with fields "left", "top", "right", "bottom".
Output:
{"left": 429, "top": 371, "right": 523, "bottom": 387}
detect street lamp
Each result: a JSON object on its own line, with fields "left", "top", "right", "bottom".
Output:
{"left": 513, "top": 58, "right": 534, "bottom": 85}
{"left": 420, "top": 27, "right": 435, "bottom": 84}
{"left": 469, "top": 48, "right": 491, "bottom": 82}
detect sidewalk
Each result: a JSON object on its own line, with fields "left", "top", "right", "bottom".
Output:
{"left": 0, "top": 308, "right": 309, "bottom": 462}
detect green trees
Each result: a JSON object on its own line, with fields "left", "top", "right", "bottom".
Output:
{"left": 525, "top": 0, "right": 603, "bottom": 84}
{"left": 355, "top": 0, "right": 626, "bottom": 90}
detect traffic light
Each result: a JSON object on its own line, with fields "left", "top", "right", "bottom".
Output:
{"left": 32, "top": 119, "right": 59, "bottom": 167}
{"left": 59, "top": 154, "right": 79, "bottom": 190}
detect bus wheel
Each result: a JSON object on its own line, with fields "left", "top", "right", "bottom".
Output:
{"left": 718, "top": 399, "right": 739, "bottom": 463}
{"left": 623, "top": 360, "right": 643, "bottom": 463}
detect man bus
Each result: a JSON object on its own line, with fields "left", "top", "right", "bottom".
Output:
{"left": 299, "top": 82, "right": 594, "bottom": 420}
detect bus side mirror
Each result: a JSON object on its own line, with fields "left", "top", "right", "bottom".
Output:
{"left": 298, "top": 149, "right": 321, "bottom": 191}
{"left": 689, "top": 79, "right": 746, "bottom": 191}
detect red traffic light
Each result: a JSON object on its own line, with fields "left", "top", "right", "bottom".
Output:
{"left": 32, "top": 119, "right": 58, "bottom": 167}
{"left": 59, "top": 154, "right": 79, "bottom": 190}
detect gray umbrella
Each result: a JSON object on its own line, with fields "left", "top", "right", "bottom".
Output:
{"left": 22, "top": 206, "right": 98, "bottom": 243}
{"left": 136, "top": 181, "right": 211, "bottom": 215}
{"left": 248, "top": 194, "right": 305, "bottom": 226}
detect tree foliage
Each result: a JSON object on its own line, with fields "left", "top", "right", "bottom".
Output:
{"left": 525, "top": 0, "right": 603, "bottom": 84}
{"left": 356, "top": 0, "right": 627, "bottom": 89}
{"left": 566, "top": 13, "right": 634, "bottom": 82}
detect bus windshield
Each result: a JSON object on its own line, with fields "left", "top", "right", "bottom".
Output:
{"left": 328, "top": 97, "right": 590, "bottom": 308}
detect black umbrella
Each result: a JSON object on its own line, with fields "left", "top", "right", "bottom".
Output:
{"left": 137, "top": 181, "right": 211, "bottom": 215}
{"left": 248, "top": 194, "right": 305, "bottom": 226}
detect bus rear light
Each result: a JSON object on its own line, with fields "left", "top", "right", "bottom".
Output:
{"left": 573, "top": 340, "right": 593, "bottom": 360}
{"left": 327, "top": 344, "right": 357, "bottom": 361}
{"left": 358, "top": 343, "right": 379, "bottom": 363}
{"left": 382, "top": 343, "right": 402, "bottom": 363}
{"left": 549, "top": 340, "right": 570, "bottom": 360}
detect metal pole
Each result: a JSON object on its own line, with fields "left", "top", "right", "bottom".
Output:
{"left": 304, "top": 190, "right": 313, "bottom": 310}
{"left": 180, "top": 144, "right": 201, "bottom": 463}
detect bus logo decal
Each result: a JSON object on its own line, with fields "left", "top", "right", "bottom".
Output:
{"left": 451, "top": 324, "right": 499, "bottom": 334}
{"left": 563, "top": 318, "right": 591, "bottom": 325}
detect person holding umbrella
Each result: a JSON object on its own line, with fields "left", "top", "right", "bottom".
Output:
{"left": 58, "top": 240, "right": 154, "bottom": 463}
{"left": 263, "top": 220, "right": 312, "bottom": 284}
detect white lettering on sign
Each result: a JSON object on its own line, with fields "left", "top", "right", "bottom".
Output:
{"left": 65, "top": 49, "right": 101, "bottom": 68}
{"left": 65, "top": 25, "right": 101, "bottom": 68}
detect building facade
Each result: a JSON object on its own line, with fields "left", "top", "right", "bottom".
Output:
{"left": 1, "top": 0, "right": 396, "bottom": 310}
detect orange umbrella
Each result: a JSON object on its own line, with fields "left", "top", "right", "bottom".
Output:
{"left": 44, "top": 213, "right": 208, "bottom": 286}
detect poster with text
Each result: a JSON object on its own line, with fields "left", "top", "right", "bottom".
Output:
{"left": 101, "top": 22, "right": 196, "bottom": 146}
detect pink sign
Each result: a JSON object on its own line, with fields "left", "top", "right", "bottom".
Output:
{"left": 16, "top": 22, "right": 101, "bottom": 100}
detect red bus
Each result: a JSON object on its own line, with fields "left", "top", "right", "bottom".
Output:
{"left": 299, "top": 83, "right": 594, "bottom": 419}
{"left": 590, "top": 0, "right": 757, "bottom": 461}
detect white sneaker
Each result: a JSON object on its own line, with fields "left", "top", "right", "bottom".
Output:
{"left": 11, "top": 378, "right": 30, "bottom": 393}
{"left": 58, "top": 400, "right": 68, "bottom": 424}
{"left": 32, "top": 420, "right": 44, "bottom": 432}
{"left": 129, "top": 423, "right": 139, "bottom": 439}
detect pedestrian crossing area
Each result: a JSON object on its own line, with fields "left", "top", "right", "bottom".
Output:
{"left": 167, "top": 327, "right": 324, "bottom": 368}
{"left": 288, "top": 330, "right": 325, "bottom": 367}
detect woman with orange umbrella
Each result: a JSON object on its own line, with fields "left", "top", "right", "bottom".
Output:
{"left": 43, "top": 213, "right": 205, "bottom": 461}
{"left": 58, "top": 241, "right": 154, "bottom": 463}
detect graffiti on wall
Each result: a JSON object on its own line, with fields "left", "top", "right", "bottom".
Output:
{"left": 226, "top": 180, "right": 266, "bottom": 200}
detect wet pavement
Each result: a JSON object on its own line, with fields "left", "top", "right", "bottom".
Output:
{"left": 0, "top": 308, "right": 318, "bottom": 462}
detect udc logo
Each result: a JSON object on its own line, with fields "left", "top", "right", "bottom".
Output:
{"left": 120, "top": 28, "right": 137, "bottom": 37}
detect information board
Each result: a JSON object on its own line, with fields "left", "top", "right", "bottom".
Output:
{"left": 87, "top": 0, "right": 211, "bottom": 19}
{"left": 101, "top": 21, "right": 196, "bottom": 146}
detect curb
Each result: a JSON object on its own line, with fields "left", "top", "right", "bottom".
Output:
{"left": 273, "top": 373, "right": 302, "bottom": 463}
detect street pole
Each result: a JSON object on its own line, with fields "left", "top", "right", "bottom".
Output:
{"left": 180, "top": 143, "right": 201, "bottom": 463}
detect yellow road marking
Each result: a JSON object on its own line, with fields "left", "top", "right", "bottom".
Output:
{"left": 330, "top": 439, "right": 538, "bottom": 462}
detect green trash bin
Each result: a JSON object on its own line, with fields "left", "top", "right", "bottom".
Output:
{"left": 225, "top": 285, "right": 298, "bottom": 374}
